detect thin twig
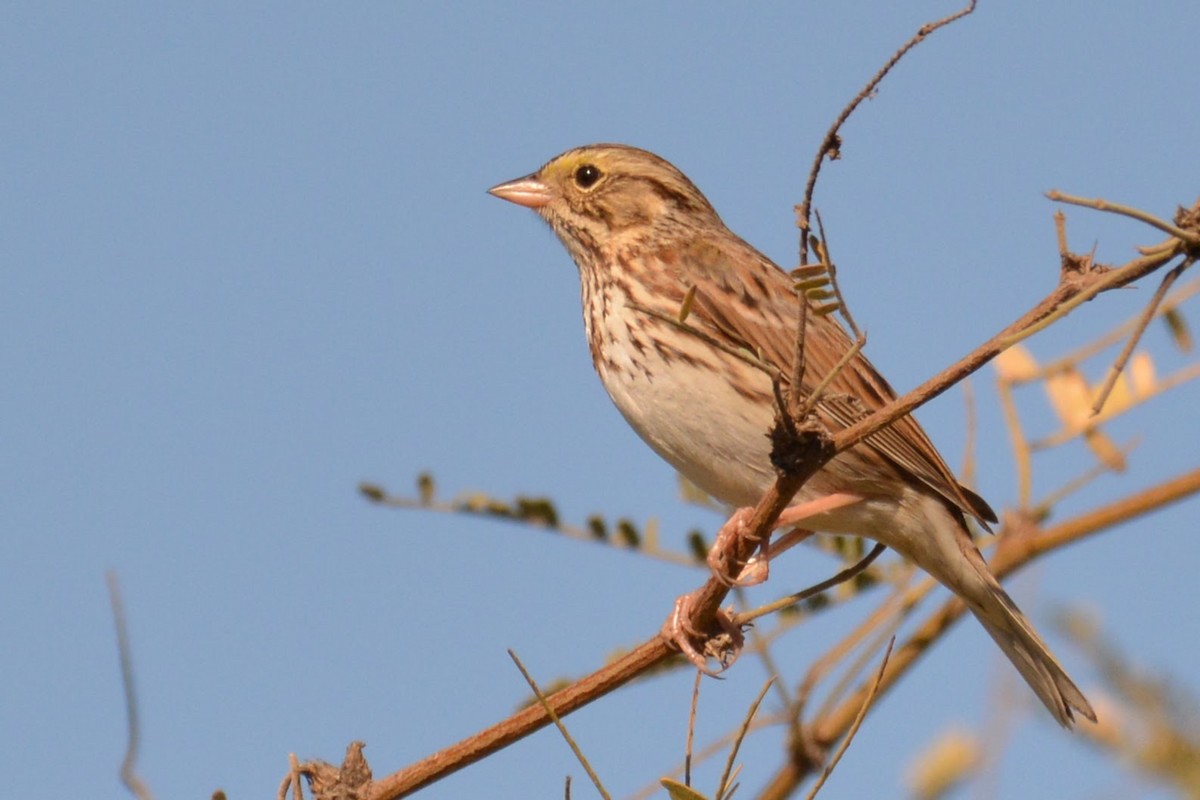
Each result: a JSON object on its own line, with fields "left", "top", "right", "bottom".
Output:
{"left": 1031, "top": 361, "right": 1200, "bottom": 450}
{"left": 788, "top": 1, "right": 974, "bottom": 431}
{"left": 819, "top": 215, "right": 859, "bottom": 338}
{"left": 108, "top": 572, "right": 154, "bottom": 800}
{"left": 996, "top": 368, "right": 1034, "bottom": 508}
{"left": 715, "top": 679, "right": 776, "bottom": 800}
{"left": 797, "top": 334, "right": 868, "bottom": 420}
{"left": 805, "top": 638, "right": 896, "bottom": 799}
{"left": 739, "top": 589, "right": 796, "bottom": 711}
{"left": 363, "top": 485, "right": 698, "bottom": 568}
{"left": 686, "top": 669, "right": 702, "bottom": 787}
{"left": 1000, "top": 248, "right": 1186, "bottom": 347}
{"left": 732, "top": 551, "right": 900, "bottom": 657}
{"left": 791, "top": 570, "right": 917, "bottom": 716}
{"left": 738, "top": 544, "right": 886, "bottom": 622}
{"left": 285, "top": 754, "right": 303, "bottom": 800}
{"left": 816, "top": 598, "right": 912, "bottom": 726}
{"left": 1031, "top": 437, "right": 1141, "bottom": 520}
{"left": 789, "top": 262, "right": 812, "bottom": 422}
{"left": 641, "top": 715, "right": 783, "bottom": 800}
{"left": 1033, "top": 465, "right": 1200, "bottom": 554}
{"left": 796, "top": 0, "right": 978, "bottom": 252}
{"left": 1091, "top": 261, "right": 1189, "bottom": 414}
{"left": 837, "top": 231, "right": 1187, "bottom": 461}
{"left": 960, "top": 377, "right": 979, "bottom": 492}
{"left": 1053, "top": 210, "right": 1070, "bottom": 262}
{"left": 1047, "top": 191, "right": 1200, "bottom": 246}
{"left": 1034, "top": 275, "right": 1200, "bottom": 381}
{"left": 508, "top": 650, "right": 611, "bottom": 800}
{"left": 774, "top": 373, "right": 801, "bottom": 440}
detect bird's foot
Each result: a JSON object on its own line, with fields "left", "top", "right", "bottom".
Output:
{"left": 662, "top": 592, "right": 745, "bottom": 675}
{"left": 706, "top": 507, "right": 768, "bottom": 586}
{"left": 706, "top": 493, "right": 863, "bottom": 586}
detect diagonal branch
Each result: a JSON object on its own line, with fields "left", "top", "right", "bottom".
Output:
{"left": 832, "top": 228, "right": 1190, "bottom": 458}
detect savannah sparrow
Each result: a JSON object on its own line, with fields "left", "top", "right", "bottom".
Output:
{"left": 489, "top": 144, "right": 1095, "bottom": 727}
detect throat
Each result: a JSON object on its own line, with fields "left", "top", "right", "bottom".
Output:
{"left": 581, "top": 265, "right": 646, "bottom": 380}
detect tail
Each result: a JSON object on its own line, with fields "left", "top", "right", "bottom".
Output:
{"left": 967, "top": 577, "right": 1096, "bottom": 727}
{"left": 896, "top": 493, "right": 1096, "bottom": 727}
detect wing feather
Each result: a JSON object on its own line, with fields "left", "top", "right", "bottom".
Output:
{"left": 679, "top": 236, "right": 996, "bottom": 525}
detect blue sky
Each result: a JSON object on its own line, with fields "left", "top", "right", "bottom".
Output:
{"left": 4, "top": 3, "right": 1198, "bottom": 798}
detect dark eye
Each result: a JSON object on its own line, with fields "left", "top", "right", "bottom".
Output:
{"left": 574, "top": 164, "right": 602, "bottom": 189}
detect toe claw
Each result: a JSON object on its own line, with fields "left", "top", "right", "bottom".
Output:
{"left": 734, "top": 555, "right": 770, "bottom": 586}
{"left": 662, "top": 594, "right": 745, "bottom": 675}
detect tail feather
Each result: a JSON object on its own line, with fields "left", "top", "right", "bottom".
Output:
{"left": 969, "top": 585, "right": 1096, "bottom": 727}
{"left": 895, "top": 494, "right": 1095, "bottom": 727}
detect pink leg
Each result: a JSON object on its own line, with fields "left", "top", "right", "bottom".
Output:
{"left": 736, "top": 527, "right": 815, "bottom": 584}
{"left": 705, "top": 507, "right": 757, "bottom": 583}
{"left": 709, "top": 492, "right": 864, "bottom": 586}
{"left": 775, "top": 492, "right": 864, "bottom": 527}
{"left": 668, "top": 492, "right": 866, "bottom": 674}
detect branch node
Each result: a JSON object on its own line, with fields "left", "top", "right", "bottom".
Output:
{"left": 769, "top": 414, "right": 836, "bottom": 476}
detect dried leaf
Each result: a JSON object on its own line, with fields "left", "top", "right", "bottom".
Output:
{"left": 459, "top": 492, "right": 490, "bottom": 512}
{"left": 812, "top": 301, "right": 841, "bottom": 316}
{"left": 661, "top": 779, "right": 710, "bottom": 800}
{"left": 485, "top": 499, "right": 512, "bottom": 516}
{"left": 1130, "top": 351, "right": 1157, "bottom": 397}
{"left": 1045, "top": 368, "right": 1092, "bottom": 426}
{"left": 677, "top": 473, "right": 715, "bottom": 506}
{"left": 794, "top": 276, "right": 831, "bottom": 291}
{"left": 1163, "top": 308, "right": 1193, "bottom": 353}
{"left": 1085, "top": 429, "right": 1127, "bottom": 472}
{"left": 679, "top": 284, "right": 697, "bottom": 323}
{"left": 514, "top": 496, "right": 559, "bottom": 526}
{"left": 643, "top": 517, "right": 660, "bottom": 549}
{"left": 905, "top": 729, "right": 980, "bottom": 800}
{"left": 359, "top": 483, "right": 385, "bottom": 502}
{"left": 586, "top": 515, "right": 608, "bottom": 540}
{"left": 616, "top": 518, "right": 640, "bottom": 547}
{"left": 994, "top": 344, "right": 1040, "bottom": 382}
{"left": 1064, "top": 692, "right": 1120, "bottom": 750}
{"left": 790, "top": 263, "right": 829, "bottom": 280}
{"left": 1095, "top": 370, "right": 1133, "bottom": 415}
{"left": 417, "top": 471, "right": 436, "bottom": 505}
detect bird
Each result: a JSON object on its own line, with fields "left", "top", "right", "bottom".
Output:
{"left": 488, "top": 143, "right": 1095, "bottom": 726}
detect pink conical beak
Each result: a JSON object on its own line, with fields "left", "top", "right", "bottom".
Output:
{"left": 488, "top": 174, "right": 554, "bottom": 209}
